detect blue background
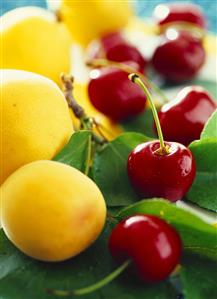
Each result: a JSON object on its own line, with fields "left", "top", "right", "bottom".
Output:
{"left": 1, "top": 0, "right": 217, "bottom": 33}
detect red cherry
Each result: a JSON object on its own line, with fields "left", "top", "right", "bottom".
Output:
{"left": 153, "top": 3, "right": 206, "bottom": 29}
{"left": 152, "top": 30, "right": 205, "bottom": 82}
{"left": 87, "top": 31, "right": 147, "bottom": 73}
{"left": 158, "top": 86, "right": 217, "bottom": 145}
{"left": 88, "top": 67, "right": 147, "bottom": 121}
{"left": 109, "top": 214, "right": 182, "bottom": 282}
{"left": 127, "top": 141, "right": 196, "bottom": 202}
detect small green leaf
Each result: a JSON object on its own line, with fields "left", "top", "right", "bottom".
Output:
{"left": 118, "top": 199, "right": 217, "bottom": 260}
{"left": 201, "top": 110, "right": 217, "bottom": 139}
{"left": 53, "top": 130, "right": 92, "bottom": 173}
{"left": 0, "top": 227, "right": 176, "bottom": 299}
{"left": 121, "top": 108, "right": 157, "bottom": 139}
{"left": 93, "top": 132, "right": 151, "bottom": 206}
{"left": 187, "top": 138, "right": 217, "bottom": 212}
{"left": 181, "top": 254, "right": 217, "bottom": 299}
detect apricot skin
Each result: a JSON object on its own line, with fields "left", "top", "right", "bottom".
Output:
{"left": 1, "top": 161, "right": 106, "bottom": 262}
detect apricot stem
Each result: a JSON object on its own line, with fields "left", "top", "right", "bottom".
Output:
{"left": 129, "top": 74, "right": 169, "bottom": 155}
{"left": 46, "top": 260, "right": 131, "bottom": 297}
{"left": 61, "top": 74, "right": 107, "bottom": 145}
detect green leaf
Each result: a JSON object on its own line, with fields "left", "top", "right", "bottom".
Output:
{"left": 0, "top": 227, "right": 176, "bottom": 299}
{"left": 53, "top": 130, "right": 92, "bottom": 173}
{"left": 187, "top": 138, "right": 217, "bottom": 212}
{"left": 201, "top": 110, "right": 217, "bottom": 139}
{"left": 117, "top": 199, "right": 217, "bottom": 260}
{"left": 121, "top": 108, "right": 157, "bottom": 139}
{"left": 181, "top": 254, "right": 217, "bottom": 299}
{"left": 93, "top": 132, "right": 151, "bottom": 206}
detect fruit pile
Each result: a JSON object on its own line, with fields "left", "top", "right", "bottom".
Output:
{"left": 0, "top": 2, "right": 217, "bottom": 299}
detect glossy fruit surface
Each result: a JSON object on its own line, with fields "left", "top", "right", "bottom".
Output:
{"left": 158, "top": 86, "right": 217, "bottom": 145}
{"left": 109, "top": 214, "right": 182, "bottom": 282}
{"left": 1, "top": 6, "right": 71, "bottom": 84}
{"left": 88, "top": 67, "right": 147, "bottom": 121}
{"left": 60, "top": 0, "right": 132, "bottom": 46}
{"left": 152, "top": 30, "right": 205, "bottom": 82}
{"left": 87, "top": 31, "right": 147, "bottom": 73}
{"left": 1, "top": 160, "right": 106, "bottom": 262}
{"left": 0, "top": 69, "right": 73, "bottom": 185}
{"left": 153, "top": 3, "right": 206, "bottom": 29}
{"left": 128, "top": 141, "right": 196, "bottom": 201}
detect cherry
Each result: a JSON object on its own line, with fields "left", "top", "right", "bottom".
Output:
{"left": 127, "top": 74, "right": 196, "bottom": 202}
{"left": 109, "top": 214, "right": 182, "bottom": 282}
{"left": 128, "top": 140, "right": 196, "bottom": 201}
{"left": 88, "top": 67, "right": 147, "bottom": 122}
{"left": 87, "top": 31, "right": 147, "bottom": 73}
{"left": 152, "top": 30, "right": 205, "bottom": 82}
{"left": 158, "top": 86, "right": 217, "bottom": 146}
{"left": 153, "top": 3, "right": 206, "bottom": 30}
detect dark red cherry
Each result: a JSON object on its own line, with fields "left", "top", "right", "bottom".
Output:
{"left": 109, "top": 214, "right": 182, "bottom": 282}
{"left": 158, "top": 86, "right": 217, "bottom": 145}
{"left": 153, "top": 3, "right": 206, "bottom": 30}
{"left": 152, "top": 30, "right": 205, "bottom": 82}
{"left": 127, "top": 141, "right": 196, "bottom": 202}
{"left": 88, "top": 67, "right": 147, "bottom": 121}
{"left": 87, "top": 31, "right": 147, "bottom": 73}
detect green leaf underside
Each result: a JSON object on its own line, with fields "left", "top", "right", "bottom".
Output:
{"left": 53, "top": 130, "right": 92, "bottom": 173}
{"left": 93, "top": 132, "right": 151, "bottom": 206}
{"left": 0, "top": 226, "right": 177, "bottom": 299}
{"left": 118, "top": 199, "right": 217, "bottom": 261}
{"left": 201, "top": 110, "right": 217, "bottom": 139}
{"left": 187, "top": 138, "right": 217, "bottom": 212}
{"left": 180, "top": 254, "right": 217, "bottom": 299}
{"left": 121, "top": 108, "right": 157, "bottom": 139}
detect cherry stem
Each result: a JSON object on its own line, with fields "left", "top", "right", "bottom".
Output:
{"left": 129, "top": 73, "right": 169, "bottom": 155}
{"left": 159, "top": 21, "right": 206, "bottom": 39}
{"left": 46, "top": 260, "right": 131, "bottom": 297}
{"left": 86, "top": 59, "right": 169, "bottom": 104}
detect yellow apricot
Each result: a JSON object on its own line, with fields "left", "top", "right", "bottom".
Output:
{"left": 60, "top": 0, "right": 133, "bottom": 46}
{"left": 1, "top": 160, "right": 106, "bottom": 262}
{"left": 0, "top": 69, "right": 73, "bottom": 184}
{"left": 1, "top": 6, "right": 72, "bottom": 85}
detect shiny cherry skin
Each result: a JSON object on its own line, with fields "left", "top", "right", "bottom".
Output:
{"left": 127, "top": 141, "right": 196, "bottom": 202}
{"left": 109, "top": 214, "right": 182, "bottom": 282}
{"left": 88, "top": 67, "right": 147, "bottom": 121}
{"left": 87, "top": 31, "right": 147, "bottom": 73}
{"left": 152, "top": 30, "right": 205, "bottom": 82}
{"left": 153, "top": 3, "right": 206, "bottom": 30}
{"left": 158, "top": 86, "right": 217, "bottom": 145}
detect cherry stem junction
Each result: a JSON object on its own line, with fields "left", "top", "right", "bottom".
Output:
{"left": 129, "top": 73, "right": 169, "bottom": 155}
{"left": 46, "top": 259, "right": 131, "bottom": 297}
{"left": 86, "top": 59, "right": 169, "bottom": 105}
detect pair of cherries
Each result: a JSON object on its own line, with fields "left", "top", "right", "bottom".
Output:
{"left": 152, "top": 3, "right": 206, "bottom": 82}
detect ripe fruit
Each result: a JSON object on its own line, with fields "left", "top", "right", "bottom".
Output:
{"left": 1, "top": 160, "right": 106, "bottom": 262}
{"left": 128, "top": 74, "right": 196, "bottom": 202}
{"left": 128, "top": 141, "right": 196, "bottom": 201}
{"left": 70, "top": 83, "right": 123, "bottom": 140}
{"left": 158, "top": 86, "right": 217, "bottom": 145}
{"left": 88, "top": 67, "right": 147, "bottom": 122}
{"left": 152, "top": 30, "right": 205, "bottom": 82}
{"left": 60, "top": 0, "right": 132, "bottom": 46}
{"left": 153, "top": 3, "right": 206, "bottom": 30}
{"left": 0, "top": 69, "right": 73, "bottom": 184}
{"left": 109, "top": 214, "right": 182, "bottom": 282}
{"left": 1, "top": 6, "right": 71, "bottom": 84}
{"left": 87, "top": 31, "right": 147, "bottom": 73}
